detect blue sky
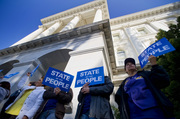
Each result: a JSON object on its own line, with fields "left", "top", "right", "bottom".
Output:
{"left": 0, "top": 0, "right": 179, "bottom": 50}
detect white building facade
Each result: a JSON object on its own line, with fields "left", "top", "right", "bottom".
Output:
{"left": 0, "top": 0, "right": 179, "bottom": 118}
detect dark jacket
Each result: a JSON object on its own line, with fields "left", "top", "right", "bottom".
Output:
{"left": 115, "top": 65, "right": 174, "bottom": 119}
{"left": 34, "top": 87, "right": 73, "bottom": 119}
{"left": 75, "top": 76, "right": 114, "bottom": 119}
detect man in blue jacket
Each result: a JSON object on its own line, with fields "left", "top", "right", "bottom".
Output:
{"left": 75, "top": 76, "right": 114, "bottom": 119}
{"left": 115, "top": 55, "right": 174, "bottom": 119}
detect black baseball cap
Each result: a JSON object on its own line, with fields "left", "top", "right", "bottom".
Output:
{"left": 124, "top": 58, "right": 135, "bottom": 69}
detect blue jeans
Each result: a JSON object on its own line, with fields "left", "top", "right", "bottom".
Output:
{"left": 38, "top": 109, "right": 57, "bottom": 119}
{"left": 80, "top": 111, "right": 97, "bottom": 119}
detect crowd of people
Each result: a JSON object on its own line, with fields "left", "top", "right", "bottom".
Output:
{"left": 0, "top": 55, "right": 175, "bottom": 119}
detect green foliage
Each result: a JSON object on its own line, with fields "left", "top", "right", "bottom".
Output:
{"left": 156, "top": 16, "right": 180, "bottom": 118}
{"left": 111, "top": 106, "right": 120, "bottom": 119}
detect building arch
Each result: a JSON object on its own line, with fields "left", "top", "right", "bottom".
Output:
{"left": 38, "top": 49, "right": 73, "bottom": 72}
{"left": 0, "top": 60, "right": 19, "bottom": 78}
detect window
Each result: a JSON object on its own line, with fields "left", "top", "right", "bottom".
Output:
{"left": 117, "top": 50, "right": 126, "bottom": 66}
{"left": 113, "top": 34, "right": 120, "bottom": 42}
{"left": 138, "top": 28, "right": 148, "bottom": 35}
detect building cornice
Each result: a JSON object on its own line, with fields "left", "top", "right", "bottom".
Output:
{"left": 0, "top": 19, "right": 116, "bottom": 74}
{"left": 41, "top": 0, "right": 110, "bottom": 25}
{"left": 110, "top": 1, "right": 180, "bottom": 26}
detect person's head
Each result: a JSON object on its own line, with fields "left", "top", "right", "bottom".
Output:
{"left": 0, "top": 81, "right": 10, "bottom": 91}
{"left": 35, "top": 76, "right": 44, "bottom": 87}
{"left": 0, "top": 81, "right": 11, "bottom": 99}
{"left": 124, "top": 58, "right": 137, "bottom": 73}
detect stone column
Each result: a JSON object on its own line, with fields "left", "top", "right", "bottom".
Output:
{"left": 147, "top": 22, "right": 159, "bottom": 31}
{"left": 146, "top": 19, "right": 159, "bottom": 31}
{"left": 93, "top": 8, "right": 103, "bottom": 23}
{"left": 11, "top": 26, "right": 45, "bottom": 46}
{"left": 122, "top": 27, "right": 139, "bottom": 60}
{"left": 35, "top": 21, "right": 62, "bottom": 39}
{"left": 60, "top": 15, "right": 81, "bottom": 32}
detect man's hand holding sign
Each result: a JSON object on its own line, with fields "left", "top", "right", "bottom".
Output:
{"left": 148, "top": 55, "right": 157, "bottom": 66}
{"left": 54, "top": 87, "right": 61, "bottom": 95}
{"left": 81, "top": 82, "right": 90, "bottom": 94}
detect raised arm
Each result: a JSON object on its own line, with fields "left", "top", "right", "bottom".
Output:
{"left": 148, "top": 55, "right": 170, "bottom": 89}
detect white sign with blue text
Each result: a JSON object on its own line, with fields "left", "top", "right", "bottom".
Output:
{"left": 42, "top": 67, "right": 74, "bottom": 92}
{"left": 75, "top": 66, "right": 104, "bottom": 88}
{"left": 138, "top": 37, "right": 175, "bottom": 68}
